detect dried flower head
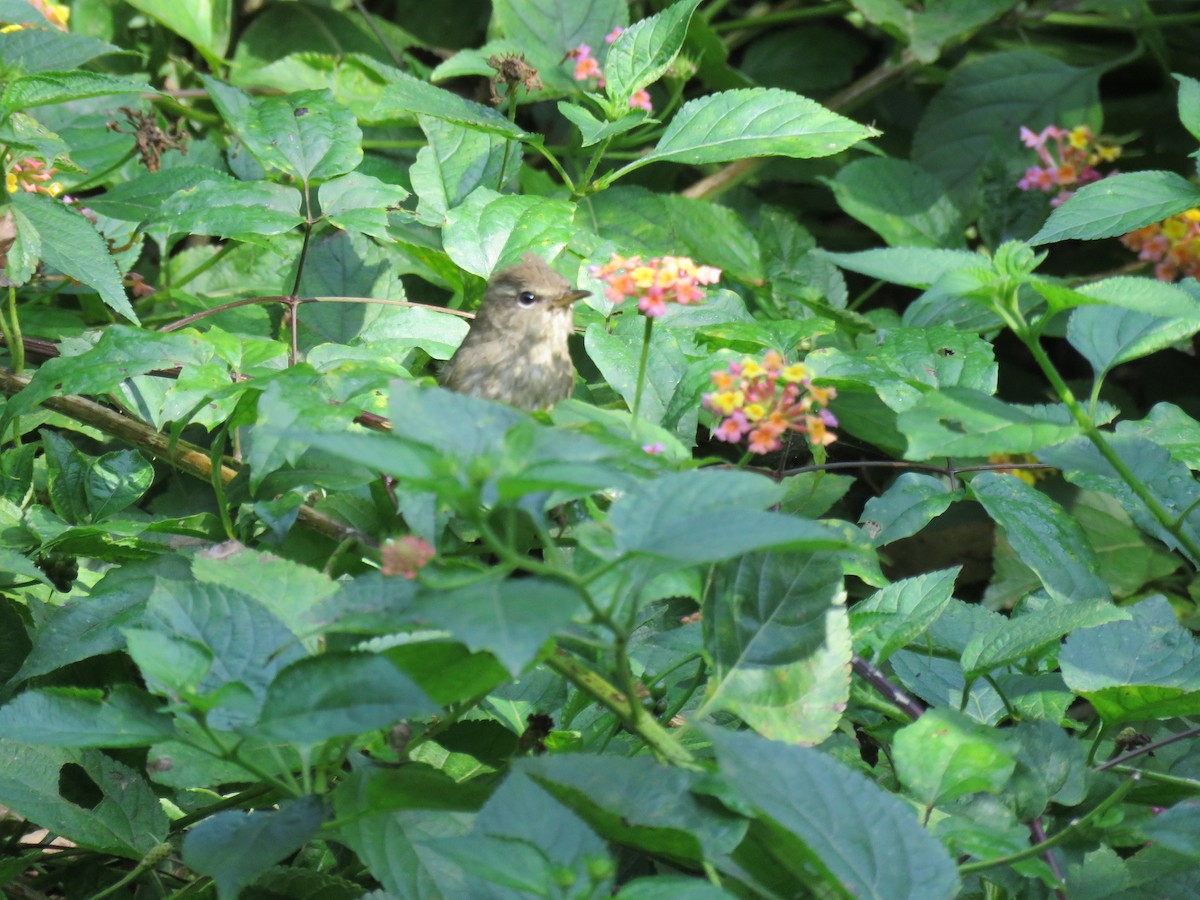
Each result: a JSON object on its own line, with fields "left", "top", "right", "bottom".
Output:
{"left": 487, "top": 52, "right": 544, "bottom": 105}
{"left": 381, "top": 535, "right": 435, "bottom": 579}
{"left": 703, "top": 351, "right": 837, "bottom": 454}
{"left": 588, "top": 253, "right": 720, "bottom": 319}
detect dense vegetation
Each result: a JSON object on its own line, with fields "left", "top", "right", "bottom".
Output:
{"left": 3, "top": 0, "right": 1200, "bottom": 897}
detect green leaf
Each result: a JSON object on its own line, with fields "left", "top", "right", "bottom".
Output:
{"left": 603, "top": 0, "right": 700, "bottom": 107}
{"left": 970, "top": 472, "right": 1110, "bottom": 604}
{"left": 257, "top": 653, "right": 437, "bottom": 742}
{"left": 41, "top": 429, "right": 89, "bottom": 524}
{"left": 1175, "top": 74, "right": 1200, "bottom": 143}
{"left": 851, "top": 567, "right": 960, "bottom": 663}
{"left": 0, "top": 27, "right": 120, "bottom": 74}
{"left": 960, "top": 598, "right": 1128, "bottom": 680}
{"left": 84, "top": 165, "right": 225, "bottom": 225}
{"left": 0, "top": 70, "right": 155, "bottom": 111}
{"left": 369, "top": 67, "right": 525, "bottom": 137}
{"left": 819, "top": 246, "right": 983, "bottom": 287}
{"left": 319, "top": 171, "right": 410, "bottom": 239}
{"left": 558, "top": 101, "right": 649, "bottom": 147}
{"left": 1040, "top": 435, "right": 1200, "bottom": 568}
{"left": 1059, "top": 595, "right": 1200, "bottom": 725}
{"left": 125, "top": 0, "right": 231, "bottom": 62}
{"left": 0, "top": 741, "right": 168, "bottom": 858}
{"left": 826, "top": 157, "right": 965, "bottom": 248}
{"left": 859, "top": 474, "right": 962, "bottom": 547}
{"left": 156, "top": 178, "right": 304, "bottom": 240}
{"left": 0, "top": 685, "right": 174, "bottom": 747}
{"left": 238, "top": 89, "right": 362, "bottom": 182}
{"left": 9, "top": 191, "right": 137, "bottom": 322}
{"left": 410, "top": 576, "right": 587, "bottom": 676}
{"left": 1032, "top": 171, "right": 1200, "bottom": 245}
{"left": 1142, "top": 798, "right": 1200, "bottom": 860}
{"left": 893, "top": 707, "right": 1019, "bottom": 806}
{"left": 610, "top": 88, "right": 877, "bottom": 180}
{"left": 85, "top": 450, "right": 154, "bottom": 520}
{"left": 521, "top": 754, "right": 747, "bottom": 863}
{"left": 183, "top": 796, "right": 325, "bottom": 900}
{"left": 583, "top": 319, "right": 691, "bottom": 436}
{"left": 912, "top": 50, "right": 1102, "bottom": 213}
{"left": 491, "top": 0, "right": 626, "bottom": 96}
{"left": 442, "top": 187, "right": 578, "bottom": 277}
{"left": 1118, "top": 403, "right": 1200, "bottom": 470}
{"left": 853, "top": 0, "right": 1016, "bottom": 64}
{"left": 706, "top": 727, "right": 961, "bottom": 899}
{"left": 605, "top": 470, "right": 862, "bottom": 564}
{"left": 411, "top": 115, "right": 520, "bottom": 226}
{"left": 896, "top": 389, "right": 1088, "bottom": 461}
{"left": 1069, "top": 304, "right": 1200, "bottom": 378}
{"left": 702, "top": 552, "right": 850, "bottom": 744}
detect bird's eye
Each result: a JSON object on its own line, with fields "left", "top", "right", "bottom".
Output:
{"left": 517, "top": 291, "right": 537, "bottom": 308}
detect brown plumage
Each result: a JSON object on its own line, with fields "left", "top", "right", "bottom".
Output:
{"left": 438, "top": 254, "right": 590, "bottom": 410}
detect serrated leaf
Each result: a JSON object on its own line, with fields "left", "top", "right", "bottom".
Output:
{"left": 706, "top": 727, "right": 960, "bottom": 899}
{"left": 157, "top": 178, "right": 304, "bottom": 239}
{"left": 86, "top": 165, "right": 226, "bottom": 224}
{"left": 319, "top": 171, "right": 409, "bottom": 239}
{"left": 1117, "top": 403, "right": 1200, "bottom": 470}
{"left": 609, "top": 88, "right": 876, "bottom": 181}
{"left": 893, "top": 707, "right": 1019, "bottom": 806}
{"left": 0, "top": 741, "right": 168, "bottom": 858}
{"left": 369, "top": 68, "right": 525, "bottom": 136}
{"left": 827, "top": 157, "right": 965, "bottom": 248}
{"left": 1031, "top": 171, "right": 1200, "bottom": 245}
{"left": 0, "top": 685, "right": 174, "bottom": 747}
{"left": 410, "top": 116, "right": 521, "bottom": 226}
{"left": 851, "top": 567, "right": 960, "bottom": 663}
{"left": 1176, "top": 74, "right": 1200, "bottom": 143}
{"left": 897, "top": 389, "right": 1089, "bottom": 461}
{"left": 970, "top": 472, "right": 1109, "bottom": 604}
{"left": 960, "top": 598, "right": 1127, "bottom": 679}
{"left": 603, "top": 0, "right": 700, "bottom": 106}
{"left": 85, "top": 450, "right": 154, "bottom": 520}
{"left": 257, "top": 653, "right": 438, "bottom": 742}
{"left": 0, "top": 27, "right": 120, "bottom": 74}
{"left": 410, "top": 576, "right": 587, "bottom": 676}
{"left": 702, "top": 551, "right": 850, "bottom": 744}
{"left": 859, "top": 474, "right": 962, "bottom": 547}
{"left": 1068, "top": 304, "right": 1200, "bottom": 377}
{"left": 442, "top": 186, "right": 577, "bottom": 277}
{"left": 558, "top": 101, "right": 649, "bottom": 147}
{"left": 1, "top": 70, "right": 154, "bottom": 111}
{"left": 239, "top": 89, "right": 362, "bottom": 181}
{"left": 820, "top": 246, "right": 983, "bottom": 287}
{"left": 10, "top": 190, "right": 137, "bottom": 322}
{"left": 1059, "top": 595, "right": 1200, "bottom": 725}
{"left": 1040, "top": 435, "right": 1200, "bottom": 568}
{"left": 183, "top": 796, "right": 324, "bottom": 900}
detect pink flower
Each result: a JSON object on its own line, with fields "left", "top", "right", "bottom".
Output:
{"left": 588, "top": 253, "right": 721, "bottom": 320}
{"left": 629, "top": 89, "right": 653, "bottom": 112}
{"left": 605, "top": 27, "right": 623, "bottom": 43}
{"left": 642, "top": 442, "right": 666, "bottom": 454}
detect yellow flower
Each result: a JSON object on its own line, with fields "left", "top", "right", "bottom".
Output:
{"left": 744, "top": 403, "right": 766, "bottom": 421}
{"left": 709, "top": 390, "right": 743, "bottom": 415}
{"left": 5, "top": 172, "right": 17, "bottom": 193}
{"left": 0, "top": 23, "right": 22, "bottom": 33}
{"left": 741, "top": 358, "right": 764, "bottom": 378}
{"left": 1068, "top": 126, "right": 1091, "bottom": 149}
{"left": 781, "top": 363, "right": 808, "bottom": 383}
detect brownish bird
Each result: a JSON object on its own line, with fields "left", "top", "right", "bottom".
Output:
{"left": 438, "top": 254, "right": 590, "bottom": 410}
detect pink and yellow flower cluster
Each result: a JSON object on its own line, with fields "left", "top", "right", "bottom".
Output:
{"left": 5, "top": 156, "right": 63, "bottom": 197}
{"left": 703, "top": 351, "right": 838, "bottom": 454}
{"left": 1, "top": 0, "right": 68, "bottom": 31}
{"left": 589, "top": 253, "right": 721, "bottom": 319}
{"left": 566, "top": 29, "right": 653, "bottom": 112}
{"left": 1120, "top": 209, "right": 1200, "bottom": 282}
{"left": 381, "top": 535, "right": 435, "bottom": 579}
{"left": 1016, "top": 125, "right": 1119, "bottom": 206}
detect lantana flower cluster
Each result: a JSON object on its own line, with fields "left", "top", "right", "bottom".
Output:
{"left": 381, "top": 535, "right": 435, "bottom": 579}
{"left": 1120, "top": 209, "right": 1200, "bottom": 282}
{"left": 566, "top": 28, "right": 654, "bottom": 112}
{"left": 588, "top": 253, "right": 721, "bottom": 319}
{"left": 1, "top": 0, "right": 68, "bottom": 31}
{"left": 5, "top": 156, "right": 63, "bottom": 198}
{"left": 1016, "top": 124, "right": 1119, "bottom": 206}
{"left": 703, "top": 351, "right": 838, "bottom": 454}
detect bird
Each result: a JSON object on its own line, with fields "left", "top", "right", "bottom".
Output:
{"left": 438, "top": 254, "right": 590, "bottom": 410}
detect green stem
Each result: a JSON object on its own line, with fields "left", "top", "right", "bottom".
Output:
{"left": 711, "top": 2, "right": 852, "bottom": 33}
{"left": 629, "top": 315, "right": 654, "bottom": 437}
{"left": 957, "top": 775, "right": 1137, "bottom": 875}
{"left": 522, "top": 137, "right": 576, "bottom": 194}
{"left": 544, "top": 648, "right": 699, "bottom": 769}
{"left": 1022, "top": 335, "right": 1200, "bottom": 564}
{"left": 577, "top": 136, "right": 612, "bottom": 195}
{"left": 0, "top": 286, "right": 21, "bottom": 374}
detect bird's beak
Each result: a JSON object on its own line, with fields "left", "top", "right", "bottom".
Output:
{"left": 551, "top": 289, "right": 591, "bottom": 309}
